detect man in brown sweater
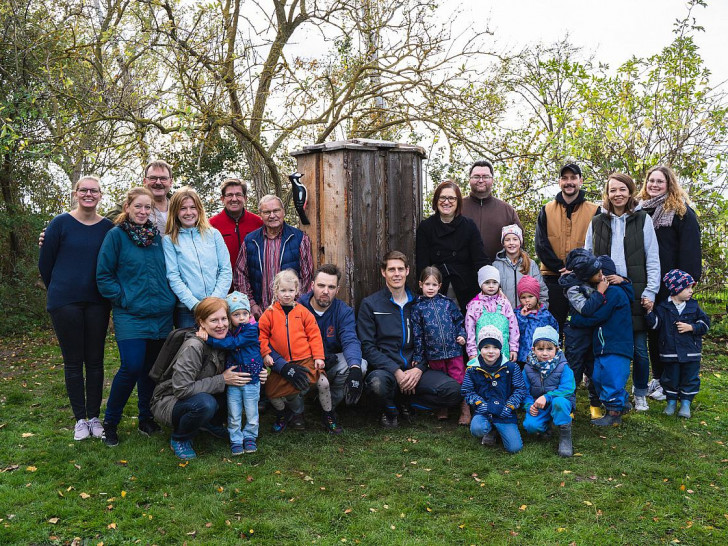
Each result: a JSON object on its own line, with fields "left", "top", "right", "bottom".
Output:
{"left": 461, "top": 160, "right": 522, "bottom": 261}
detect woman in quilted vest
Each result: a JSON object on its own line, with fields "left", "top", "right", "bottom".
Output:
{"left": 584, "top": 173, "right": 660, "bottom": 414}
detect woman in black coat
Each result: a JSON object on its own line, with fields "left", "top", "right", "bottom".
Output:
{"left": 637, "top": 165, "right": 702, "bottom": 397}
{"left": 416, "top": 180, "right": 490, "bottom": 311}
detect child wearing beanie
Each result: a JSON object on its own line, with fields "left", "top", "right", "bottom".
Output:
{"left": 465, "top": 265, "right": 519, "bottom": 363}
{"left": 515, "top": 275, "right": 558, "bottom": 367}
{"left": 493, "top": 224, "right": 549, "bottom": 310}
{"left": 522, "top": 326, "right": 575, "bottom": 457}
{"left": 198, "top": 291, "right": 264, "bottom": 455}
{"left": 646, "top": 269, "right": 710, "bottom": 418}
{"left": 461, "top": 325, "right": 526, "bottom": 453}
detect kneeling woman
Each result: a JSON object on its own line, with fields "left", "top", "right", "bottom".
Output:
{"left": 151, "top": 297, "right": 266, "bottom": 460}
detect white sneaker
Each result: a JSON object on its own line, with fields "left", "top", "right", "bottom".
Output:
{"left": 648, "top": 379, "right": 666, "bottom": 400}
{"left": 634, "top": 395, "right": 649, "bottom": 412}
{"left": 74, "top": 419, "right": 91, "bottom": 441}
{"left": 88, "top": 417, "right": 104, "bottom": 438}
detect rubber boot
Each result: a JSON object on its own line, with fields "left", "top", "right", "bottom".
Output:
{"left": 481, "top": 430, "right": 496, "bottom": 446}
{"left": 663, "top": 399, "right": 677, "bottom": 416}
{"left": 558, "top": 424, "right": 573, "bottom": 457}
{"left": 591, "top": 410, "right": 622, "bottom": 427}
{"left": 458, "top": 401, "right": 472, "bottom": 426}
{"left": 678, "top": 399, "right": 692, "bottom": 419}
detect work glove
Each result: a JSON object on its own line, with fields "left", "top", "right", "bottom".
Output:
{"left": 344, "top": 366, "right": 364, "bottom": 406}
{"left": 280, "top": 362, "right": 311, "bottom": 391}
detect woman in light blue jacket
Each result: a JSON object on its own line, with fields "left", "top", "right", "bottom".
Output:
{"left": 163, "top": 187, "right": 232, "bottom": 328}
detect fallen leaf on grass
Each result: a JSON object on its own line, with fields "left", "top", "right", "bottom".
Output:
{"left": 458, "top": 524, "right": 465, "bottom": 529}
{"left": 179, "top": 462, "right": 188, "bottom": 468}
{"left": 680, "top": 485, "right": 686, "bottom": 491}
{"left": 21, "top": 432, "right": 34, "bottom": 438}
{"left": 57, "top": 491, "right": 64, "bottom": 497}
{"left": 80, "top": 492, "right": 91, "bottom": 499}
{"left": 562, "top": 470, "right": 572, "bottom": 474}
{"left": 217, "top": 486, "right": 224, "bottom": 492}
{"left": 344, "top": 508, "right": 352, "bottom": 514}
{"left": 1, "top": 465, "right": 19, "bottom": 473}
{"left": 107, "top": 523, "right": 116, "bottom": 530}
{"left": 186, "top": 530, "right": 196, "bottom": 536}
{"left": 246, "top": 475, "right": 253, "bottom": 482}
{"left": 425, "top": 507, "right": 432, "bottom": 512}
{"left": 121, "top": 490, "right": 127, "bottom": 498}
{"left": 519, "top": 505, "right": 527, "bottom": 511}
{"left": 583, "top": 501, "right": 593, "bottom": 506}
{"left": 557, "top": 528, "right": 566, "bottom": 532}
{"left": 205, "top": 522, "right": 212, "bottom": 528}
{"left": 26, "top": 466, "right": 37, "bottom": 472}
{"left": 48, "top": 517, "right": 59, "bottom": 524}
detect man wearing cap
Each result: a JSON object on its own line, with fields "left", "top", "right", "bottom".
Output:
{"left": 461, "top": 160, "right": 523, "bottom": 260}
{"left": 535, "top": 163, "right": 599, "bottom": 332}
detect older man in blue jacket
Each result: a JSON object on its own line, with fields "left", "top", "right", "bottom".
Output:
{"left": 357, "top": 251, "right": 461, "bottom": 428}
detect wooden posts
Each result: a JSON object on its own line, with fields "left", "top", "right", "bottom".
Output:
{"left": 291, "top": 139, "right": 426, "bottom": 309}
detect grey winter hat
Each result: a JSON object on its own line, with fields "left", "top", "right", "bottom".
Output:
{"left": 532, "top": 325, "right": 559, "bottom": 347}
{"left": 477, "top": 265, "right": 500, "bottom": 288}
{"left": 477, "top": 325, "right": 503, "bottom": 351}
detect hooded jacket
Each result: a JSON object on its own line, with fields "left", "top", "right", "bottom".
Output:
{"left": 411, "top": 293, "right": 466, "bottom": 363}
{"left": 493, "top": 249, "right": 549, "bottom": 310}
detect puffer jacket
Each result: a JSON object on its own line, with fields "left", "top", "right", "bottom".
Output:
{"left": 493, "top": 250, "right": 549, "bottom": 310}
{"left": 411, "top": 293, "right": 466, "bottom": 364}
{"left": 150, "top": 334, "right": 227, "bottom": 426}
{"left": 522, "top": 351, "right": 576, "bottom": 408}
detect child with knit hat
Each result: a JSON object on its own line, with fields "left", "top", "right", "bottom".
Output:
{"left": 646, "top": 269, "right": 710, "bottom": 418}
{"left": 465, "top": 265, "right": 519, "bottom": 363}
{"left": 493, "top": 224, "right": 549, "bottom": 310}
{"left": 197, "top": 291, "right": 264, "bottom": 455}
{"left": 461, "top": 325, "right": 526, "bottom": 453}
{"left": 522, "top": 326, "right": 575, "bottom": 457}
{"left": 515, "top": 275, "right": 558, "bottom": 367}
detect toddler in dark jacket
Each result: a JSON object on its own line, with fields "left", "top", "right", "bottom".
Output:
{"left": 412, "top": 267, "right": 468, "bottom": 423}
{"left": 515, "top": 275, "right": 558, "bottom": 366}
{"left": 646, "top": 269, "right": 710, "bottom": 418}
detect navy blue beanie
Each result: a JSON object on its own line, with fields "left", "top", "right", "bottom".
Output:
{"left": 565, "top": 248, "right": 602, "bottom": 282}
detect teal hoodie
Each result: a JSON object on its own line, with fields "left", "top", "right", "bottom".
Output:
{"left": 96, "top": 226, "right": 176, "bottom": 341}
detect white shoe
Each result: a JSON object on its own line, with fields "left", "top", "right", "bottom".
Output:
{"left": 648, "top": 379, "right": 666, "bottom": 400}
{"left": 634, "top": 395, "right": 649, "bottom": 412}
{"left": 88, "top": 417, "right": 104, "bottom": 438}
{"left": 74, "top": 419, "right": 91, "bottom": 441}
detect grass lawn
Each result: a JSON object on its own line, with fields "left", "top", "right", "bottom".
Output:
{"left": 1, "top": 325, "right": 727, "bottom": 545}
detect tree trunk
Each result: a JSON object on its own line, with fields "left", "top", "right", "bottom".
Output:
{"left": 0, "top": 153, "right": 22, "bottom": 272}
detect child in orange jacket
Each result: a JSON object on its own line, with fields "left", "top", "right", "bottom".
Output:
{"left": 259, "top": 269, "right": 343, "bottom": 434}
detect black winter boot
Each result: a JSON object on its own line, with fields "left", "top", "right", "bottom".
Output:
{"left": 557, "top": 424, "right": 573, "bottom": 457}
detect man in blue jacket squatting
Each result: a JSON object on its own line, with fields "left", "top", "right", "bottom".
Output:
{"left": 298, "top": 263, "right": 367, "bottom": 408}
{"left": 357, "top": 250, "right": 462, "bottom": 428}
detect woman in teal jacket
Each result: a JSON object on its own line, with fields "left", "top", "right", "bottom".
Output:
{"left": 97, "top": 187, "right": 176, "bottom": 447}
{"left": 162, "top": 187, "right": 232, "bottom": 328}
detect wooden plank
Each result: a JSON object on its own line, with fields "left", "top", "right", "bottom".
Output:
{"left": 320, "top": 150, "right": 349, "bottom": 299}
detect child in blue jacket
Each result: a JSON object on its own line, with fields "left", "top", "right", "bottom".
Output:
{"left": 412, "top": 267, "right": 469, "bottom": 423}
{"left": 515, "top": 275, "right": 558, "bottom": 367}
{"left": 522, "top": 326, "right": 575, "bottom": 457}
{"left": 567, "top": 253, "right": 634, "bottom": 426}
{"left": 646, "top": 270, "right": 710, "bottom": 418}
{"left": 198, "top": 292, "right": 264, "bottom": 455}
{"left": 461, "top": 325, "right": 526, "bottom": 453}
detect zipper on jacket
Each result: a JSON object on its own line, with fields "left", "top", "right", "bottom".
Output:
{"left": 278, "top": 233, "right": 295, "bottom": 268}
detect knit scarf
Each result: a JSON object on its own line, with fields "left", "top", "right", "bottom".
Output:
{"left": 639, "top": 193, "right": 674, "bottom": 229}
{"left": 527, "top": 351, "right": 560, "bottom": 377}
{"left": 120, "top": 219, "right": 158, "bottom": 247}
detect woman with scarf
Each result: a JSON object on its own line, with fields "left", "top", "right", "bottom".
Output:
{"left": 97, "top": 187, "right": 176, "bottom": 447}
{"left": 416, "top": 180, "right": 490, "bottom": 312}
{"left": 637, "top": 166, "right": 702, "bottom": 399}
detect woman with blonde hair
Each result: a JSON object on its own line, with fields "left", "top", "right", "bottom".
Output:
{"left": 637, "top": 165, "right": 701, "bottom": 398}
{"left": 163, "top": 186, "right": 232, "bottom": 328}
{"left": 39, "top": 176, "right": 114, "bottom": 441}
{"left": 97, "top": 187, "right": 176, "bottom": 446}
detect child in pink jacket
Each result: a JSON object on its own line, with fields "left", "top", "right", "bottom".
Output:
{"left": 465, "top": 265, "right": 519, "bottom": 362}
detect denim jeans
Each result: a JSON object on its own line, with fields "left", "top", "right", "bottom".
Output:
{"left": 523, "top": 397, "right": 573, "bottom": 434}
{"left": 174, "top": 306, "right": 196, "bottom": 329}
{"left": 104, "top": 339, "right": 164, "bottom": 426}
{"left": 470, "top": 414, "right": 523, "bottom": 453}
{"left": 632, "top": 330, "right": 650, "bottom": 396}
{"left": 227, "top": 383, "right": 260, "bottom": 444}
{"left": 171, "top": 392, "right": 227, "bottom": 441}
{"left": 49, "top": 302, "right": 110, "bottom": 421}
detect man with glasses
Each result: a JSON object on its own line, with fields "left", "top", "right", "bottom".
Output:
{"left": 105, "top": 160, "right": 174, "bottom": 233}
{"left": 233, "top": 195, "right": 313, "bottom": 319}
{"left": 461, "top": 160, "right": 522, "bottom": 260}
{"left": 209, "top": 178, "right": 263, "bottom": 271}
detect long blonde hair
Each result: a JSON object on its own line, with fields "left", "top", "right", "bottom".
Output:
{"left": 637, "top": 165, "right": 689, "bottom": 218}
{"left": 165, "top": 186, "right": 211, "bottom": 244}
{"left": 114, "top": 187, "right": 154, "bottom": 225}
{"left": 271, "top": 269, "right": 300, "bottom": 307}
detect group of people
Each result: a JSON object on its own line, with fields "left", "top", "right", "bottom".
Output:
{"left": 38, "top": 158, "right": 707, "bottom": 461}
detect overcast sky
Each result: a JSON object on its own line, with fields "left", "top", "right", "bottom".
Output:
{"left": 459, "top": 0, "right": 728, "bottom": 85}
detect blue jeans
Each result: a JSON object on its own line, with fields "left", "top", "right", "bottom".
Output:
{"left": 49, "top": 302, "right": 110, "bottom": 421}
{"left": 593, "top": 354, "right": 630, "bottom": 412}
{"left": 171, "top": 392, "right": 227, "bottom": 441}
{"left": 104, "top": 339, "right": 164, "bottom": 425}
{"left": 523, "top": 397, "right": 573, "bottom": 434}
{"left": 174, "top": 306, "right": 196, "bottom": 329}
{"left": 470, "top": 414, "right": 523, "bottom": 453}
{"left": 632, "top": 330, "right": 650, "bottom": 396}
{"left": 227, "top": 383, "right": 260, "bottom": 444}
